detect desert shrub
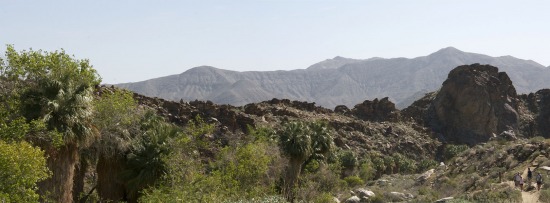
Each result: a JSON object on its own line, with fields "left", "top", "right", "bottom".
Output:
{"left": 417, "top": 159, "right": 438, "bottom": 173}
{"left": 367, "top": 195, "right": 385, "bottom": 203}
{"left": 370, "top": 155, "right": 386, "bottom": 177}
{"left": 223, "top": 195, "right": 287, "bottom": 203}
{"left": 142, "top": 141, "right": 277, "bottom": 202}
{"left": 212, "top": 142, "right": 273, "bottom": 198}
{"left": 416, "top": 187, "right": 439, "bottom": 202}
{"left": 295, "top": 163, "right": 344, "bottom": 202}
{"left": 340, "top": 150, "right": 358, "bottom": 172}
{"left": 504, "top": 155, "right": 518, "bottom": 169}
{"left": 392, "top": 153, "right": 417, "bottom": 173}
{"left": 540, "top": 187, "right": 550, "bottom": 203}
{"left": 358, "top": 161, "right": 376, "bottom": 181}
{"left": 247, "top": 125, "right": 276, "bottom": 143}
{"left": 311, "top": 192, "right": 336, "bottom": 203}
{"left": 528, "top": 136, "right": 545, "bottom": 144}
{"left": 383, "top": 155, "right": 396, "bottom": 173}
{"left": 435, "top": 177, "right": 459, "bottom": 196}
{"left": 467, "top": 187, "right": 521, "bottom": 203}
{"left": 444, "top": 144, "right": 469, "bottom": 160}
{"left": 344, "top": 176, "right": 364, "bottom": 187}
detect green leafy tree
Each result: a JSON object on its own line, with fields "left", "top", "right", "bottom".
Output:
{"left": 1, "top": 45, "right": 100, "bottom": 202}
{"left": 278, "top": 120, "right": 334, "bottom": 202}
{"left": 0, "top": 141, "right": 50, "bottom": 202}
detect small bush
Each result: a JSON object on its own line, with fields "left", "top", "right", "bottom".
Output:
{"left": 312, "top": 192, "right": 336, "bottom": 203}
{"left": 358, "top": 162, "right": 376, "bottom": 181}
{"left": 344, "top": 176, "right": 364, "bottom": 187}
{"left": 340, "top": 150, "right": 358, "bottom": 170}
{"left": 444, "top": 144, "right": 469, "bottom": 161}
{"left": 417, "top": 159, "right": 438, "bottom": 173}
{"left": 392, "top": 153, "right": 417, "bottom": 173}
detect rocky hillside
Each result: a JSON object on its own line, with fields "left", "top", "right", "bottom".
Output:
{"left": 111, "top": 64, "right": 550, "bottom": 156}
{"left": 116, "top": 47, "right": 550, "bottom": 109}
{"left": 107, "top": 63, "right": 550, "bottom": 202}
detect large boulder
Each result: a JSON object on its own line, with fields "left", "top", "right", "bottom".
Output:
{"left": 432, "top": 64, "right": 519, "bottom": 145}
{"left": 354, "top": 188, "right": 375, "bottom": 199}
{"left": 417, "top": 169, "right": 435, "bottom": 184}
{"left": 345, "top": 196, "right": 360, "bottom": 203}
{"left": 352, "top": 97, "right": 400, "bottom": 122}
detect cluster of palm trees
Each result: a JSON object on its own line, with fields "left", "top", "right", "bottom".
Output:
{"left": 1, "top": 46, "right": 176, "bottom": 202}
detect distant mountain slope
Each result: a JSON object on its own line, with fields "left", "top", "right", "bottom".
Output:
{"left": 116, "top": 47, "right": 550, "bottom": 109}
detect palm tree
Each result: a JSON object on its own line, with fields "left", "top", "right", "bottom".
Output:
{"left": 278, "top": 120, "right": 334, "bottom": 202}
{"left": 4, "top": 47, "right": 101, "bottom": 202}
{"left": 91, "top": 90, "right": 140, "bottom": 202}
{"left": 121, "top": 111, "right": 181, "bottom": 202}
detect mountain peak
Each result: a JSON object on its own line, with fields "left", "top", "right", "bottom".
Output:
{"left": 431, "top": 47, "right": 463, "bottom": 55}
{"left": 333, "top": 56, "right": 348, "bottom": 60}
{"left": 307, "top": 56, "right": 360, "bottom": 70}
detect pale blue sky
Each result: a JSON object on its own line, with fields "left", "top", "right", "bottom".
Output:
{"left": 1, "top": 0, "right": 549, "bottom": 84}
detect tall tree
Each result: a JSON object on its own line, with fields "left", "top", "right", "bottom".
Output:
{"left": 278, "top": 120, "right": 334, "bottom": 202}
{"left": 91, "top": 89, "right": 140, "bottom": 202}
{"left": 1, "top": 45, "right": 100, "bottom": 202}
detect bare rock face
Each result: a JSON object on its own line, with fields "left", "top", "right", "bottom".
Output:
{"left": 351, "top": 97, "right": 400, "bottom": 122}
{"left": 521, "top": 89, "right": 550, "bottom": 137}
{"left": 433, "top": 64, "right": 519, "bottom": 145}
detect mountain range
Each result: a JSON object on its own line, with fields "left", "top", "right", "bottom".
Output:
{"left": 115, "top": 47, "right": 550, "bottom": 109}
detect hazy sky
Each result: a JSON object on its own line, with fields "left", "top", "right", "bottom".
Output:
{"left": 1, "top": 0, "right": 549, "bottom": 84}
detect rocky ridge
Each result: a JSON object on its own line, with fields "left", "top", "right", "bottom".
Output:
{"left": 104, "top": 63, "right": 550, "bottom": 202}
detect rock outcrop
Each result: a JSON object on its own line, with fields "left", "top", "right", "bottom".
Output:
{"left": 351, "top": 97, "right": 400, "bottom": 122}
{"left": 520, "top": 89, "right": 550, "bottom": 138}
{"left": 431, "top": 64, "right": 519, "bottom": 145}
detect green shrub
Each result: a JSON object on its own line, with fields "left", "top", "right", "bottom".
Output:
{"left": 417, "top": 159, "right": 438, "bottom": 173}
{"left": 312, "top": 192, "right": 336, "bottom": 203}
{"left": 392, "top": 153, "right": 417, "bottom": 173}
{"left": 417, "top": 187, "right": 439, "bottom": 202}
{"left": 367, "top": 195, "right": 385, "bottom": 203}
{"left": 340, "top": 150, "right": 358, "bottom": 171}
{"left": 0, "top": 141, "right": 50, "bottom": 202}
{"left": 295, "top": 163, "right": 344, "bottom": 202}
{"left": 344, "top": 176, "right": 364, "bottom": 187}
{"left": 444, "top": 145, "right": 469, "bottom": 161}
{"left": 358, "top": 161, "right": 376, "bottom": 181}
{"left": 370, "top": 156, "right": 386, "bottom": 177}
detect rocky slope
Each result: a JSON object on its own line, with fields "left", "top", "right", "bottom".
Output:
{"left": 110, "top": 64, "right": 550, "bottom": 156}
{"left": 116, "top": 47, "right": 550, "bottom": 109}
{"left": 107, "top": 63, "right": 550, "bottom": 202}
{"left": 102, "top": 85, "right": 439, "bottom": 160}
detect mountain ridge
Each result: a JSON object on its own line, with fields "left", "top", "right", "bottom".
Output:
{"left": 116, "top": 47, "right": 550, "bottom": 109}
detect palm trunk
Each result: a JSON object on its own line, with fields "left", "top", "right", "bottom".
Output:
{"left": 73, "top": 157, "right": 88, "bottom": 202}
{"left": 97, "top": 154, "right": 127, "bottom": 202}
{"left": 38, "top": 142, "right": 79, "bottom": 203}
{"left": 284, "top": 157, "right": 304, "bottom": 202}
